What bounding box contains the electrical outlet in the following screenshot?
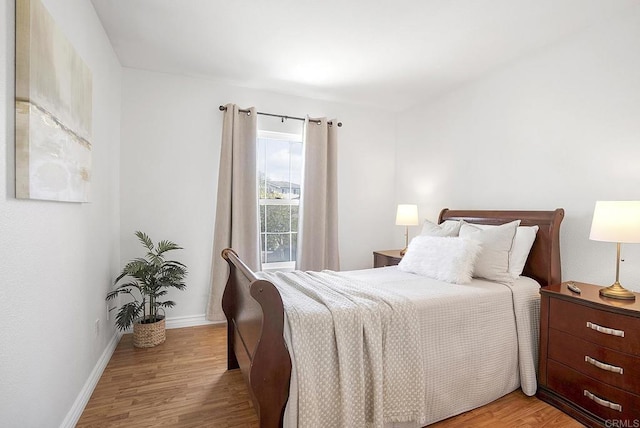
[94,318,100,336]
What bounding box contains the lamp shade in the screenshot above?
[395,204,419,226]
[589,201,640,243]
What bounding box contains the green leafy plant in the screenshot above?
[107,231,187,331]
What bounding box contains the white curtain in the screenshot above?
[206,104,260,321]
[296,117,340,271]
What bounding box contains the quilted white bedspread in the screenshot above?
[263,267,541,428]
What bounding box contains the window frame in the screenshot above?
[257,129,303,272]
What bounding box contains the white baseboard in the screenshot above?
[165,314,222,329]
[59,330,122,428]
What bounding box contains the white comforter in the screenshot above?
[261,267,541,428]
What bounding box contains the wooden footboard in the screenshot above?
[221,249,291,428]
[221,208,564,428]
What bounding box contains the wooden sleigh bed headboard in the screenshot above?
[221,208,565,428]
[439,208,564,287]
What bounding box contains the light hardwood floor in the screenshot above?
[78,324,583,427]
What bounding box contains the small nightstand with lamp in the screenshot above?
[373,204,419,268]
[396,204,419,256]
[537,200,640,425]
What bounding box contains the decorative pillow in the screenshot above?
[420,219,462,237]
[459,220,520,283]
[472,224,539,278]
[398,236,482,284]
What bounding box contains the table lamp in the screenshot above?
[589,201,640,300]
[396,204,419,256]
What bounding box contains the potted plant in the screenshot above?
[107,231,187,348]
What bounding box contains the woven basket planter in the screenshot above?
[133,316,166,348]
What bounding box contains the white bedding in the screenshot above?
[265,267,541,428]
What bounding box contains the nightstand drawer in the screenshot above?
[548,328,640,394]
[547,359,640,421]
[549,298,640,355]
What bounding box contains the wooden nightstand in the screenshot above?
[373,250,402,268]
[538,282,640,427]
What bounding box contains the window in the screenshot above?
[257,130,303,271]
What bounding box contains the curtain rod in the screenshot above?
[218,105,342,127]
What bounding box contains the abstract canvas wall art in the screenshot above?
[15,0,93,202]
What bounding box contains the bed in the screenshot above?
[221,208,564,427]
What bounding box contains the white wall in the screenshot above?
[396,6,640,291]
[0,0,122,426]
[120,69,397,320]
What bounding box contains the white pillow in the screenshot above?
[510,225,538,277]
[459,220,520,284]
[472,224,539,278]
[420,219,461,237]
[398,236,481,284]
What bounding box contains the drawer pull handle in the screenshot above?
[584,389,622,412]
[586,321,624,337]
[585,356,624,374]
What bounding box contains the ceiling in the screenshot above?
[91,0,639,111]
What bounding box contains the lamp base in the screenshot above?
[599,282,637,300]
